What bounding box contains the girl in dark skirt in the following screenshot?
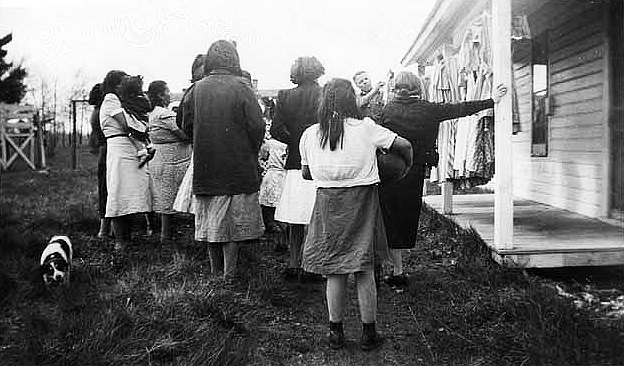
[299,78,412,351]
[378,70,507,288]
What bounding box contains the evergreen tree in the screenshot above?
[0,33,27,104]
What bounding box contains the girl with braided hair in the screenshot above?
[299,78,412,351]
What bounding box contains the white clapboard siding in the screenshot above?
[549,112,603,129]
[551,124,603,139]
[511,2,606,218]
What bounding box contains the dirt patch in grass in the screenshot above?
[1,147,623,365]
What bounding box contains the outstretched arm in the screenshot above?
[434,84,508,122]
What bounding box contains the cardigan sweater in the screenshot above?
[188,70,265,196]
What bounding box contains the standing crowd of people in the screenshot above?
[89,39,507,351]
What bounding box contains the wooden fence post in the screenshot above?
[71,100,77,170]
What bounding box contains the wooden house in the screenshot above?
[401,0,623,267]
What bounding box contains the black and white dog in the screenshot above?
[40,235,73,287]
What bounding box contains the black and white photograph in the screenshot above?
[0,0,623,364]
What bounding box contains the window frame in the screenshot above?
[530,31,550,157]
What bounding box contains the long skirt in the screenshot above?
[302,185,389,275]
[274,169,316,224]
[150,142,191,214]
[194,192,265,243]
[105,137,152,218]
[97,144,107,218]
[378,163,426,249]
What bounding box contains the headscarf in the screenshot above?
[204,40,241,76]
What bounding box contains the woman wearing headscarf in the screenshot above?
[378,70,507,288]
[183,40,265,279]
[270,56,325,282]
[147,80,191,244]
[99,70,153,251]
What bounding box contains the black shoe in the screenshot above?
[329,322,346,350]
[361,323,384,351]
[384,274,409,288]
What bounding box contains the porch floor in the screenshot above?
[423,194,624,268]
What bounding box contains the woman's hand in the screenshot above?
[492,84,508,104]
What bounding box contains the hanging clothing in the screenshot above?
[449,11,496,187]
[429,56,461,182]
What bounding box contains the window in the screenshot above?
[531,32,549,157]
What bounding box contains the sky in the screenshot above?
[0,0,435,98]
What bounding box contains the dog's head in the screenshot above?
[40,236,73,287]
[40,254,70,287]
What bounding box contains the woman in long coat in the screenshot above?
[378,70,507,288]
[184,40,265,279]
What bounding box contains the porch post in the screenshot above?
[492,0,514,250]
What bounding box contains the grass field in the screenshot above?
[1,147,623,365]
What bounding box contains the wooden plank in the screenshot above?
[551,84,603,105]
[0,119,6,170]
[552,97,603,116]
[549,6,602,43]
[528,160,602,179]
[514,61,530,72]
[549,136,603,152]
[528,0,598,37]
[600,4,611,217]
[5,134,35,170]
[550,59,603,85]
[492,0,514,251]
[545,150,602,164]
[530,180,601,205]
[551,33,603,64]
[512,134,532,144]
[441,181,453,214]
[530,172,602,193]
[514,77,532,91]
[551,124,603,139]
[549,16,603,53]
[551,44,604,73]
[527,190,601,218]
[549,112,603,128]
[514,66,531,80]
[505,251,624,268]
[550,72,603,95]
